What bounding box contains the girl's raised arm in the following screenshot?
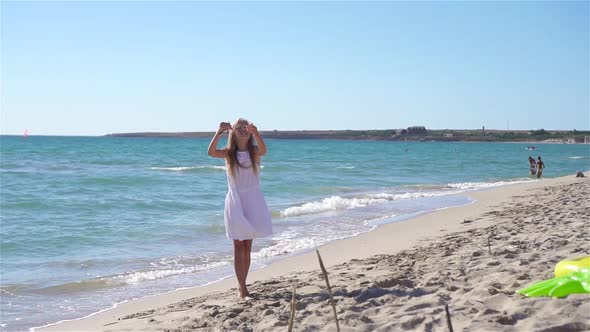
[248,123,266,156]
[207,122,231,159]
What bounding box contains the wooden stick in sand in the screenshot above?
[487,227,496,256]
[445,304,454,332]
[316,250,340,332]
[288,284,296,332]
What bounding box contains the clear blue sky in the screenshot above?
[1,1,588,136]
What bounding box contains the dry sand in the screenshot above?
[39,174,590,331]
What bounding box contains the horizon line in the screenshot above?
[2,127,590,137]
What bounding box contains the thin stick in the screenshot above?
[469,242,487,253]
[288,284,296,332]
[316,250,340,332]
[487,228,497,256]
[445,304,454,332]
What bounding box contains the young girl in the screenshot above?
[207,118,272,299]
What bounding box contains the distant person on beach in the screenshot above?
[207,118,272,300]
[528,156,537,176]
[536,156,545,178]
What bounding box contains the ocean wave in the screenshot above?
[280,191,455,217]
[0,284,30,297]
[118,261,230,285]
[404,184,449,190]
[81,176,156,186]
[24,260,232,295]
[0,200,49,209]
[367,191,454,200]
[150,165,226,172]
[253,235,335,260]
[447,179,532,190]
[31,278,117,295]
[568,156,588,159]
[281,196,383,217]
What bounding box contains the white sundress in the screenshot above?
[224,151,272,240]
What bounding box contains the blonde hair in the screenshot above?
[226,118,258,177]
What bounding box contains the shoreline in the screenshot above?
[33,196,478,331]
[36,173,589,331]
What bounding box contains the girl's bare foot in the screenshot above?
[238,288,250,299]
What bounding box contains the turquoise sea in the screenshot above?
[1,136,588,331]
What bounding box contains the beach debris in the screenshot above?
[288,284,297,332]
[445,304,454,332]
[516,268,590,298]
[316,250,340,332]
[554,256,590,277]
[517,256,590,298]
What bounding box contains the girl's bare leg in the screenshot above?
[233,240,248,298]
[243,240,252,282]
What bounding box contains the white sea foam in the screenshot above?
[568,156,587,159]
[281,196,385,217]
[280,191,459,217]
[253,237,321,260]
[32,260,232,296]
[367,191,457,200]
[119,261,230,285]
[150,165,226,171]
[447,179,532,190]
[252,228,353,261]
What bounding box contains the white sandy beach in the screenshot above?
[38,173,590,332]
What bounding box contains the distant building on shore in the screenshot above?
[406,126,428,135]
[395,126,428,137]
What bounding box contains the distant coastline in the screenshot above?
[105,127,590,143]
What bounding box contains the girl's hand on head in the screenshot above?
[218,122,232,134]
[247,123,259,135]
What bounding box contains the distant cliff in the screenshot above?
[105,128,590,143]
